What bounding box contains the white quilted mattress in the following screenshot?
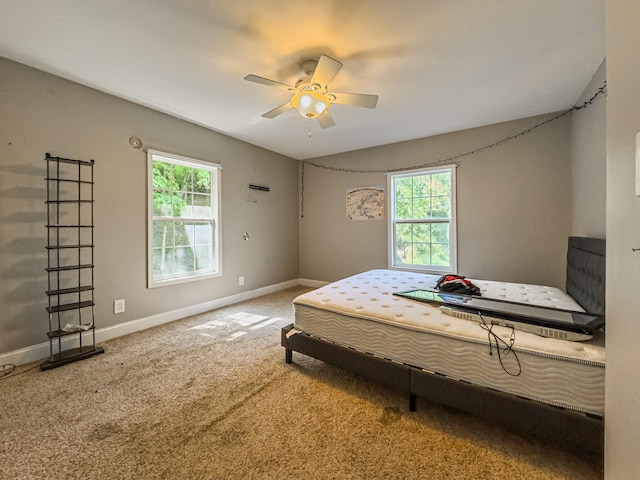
[293,269,605,415]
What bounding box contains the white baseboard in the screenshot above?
[299,278,330,288]
[0,278,302,368]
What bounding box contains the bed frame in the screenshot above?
[282,237,606,457]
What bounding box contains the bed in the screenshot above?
[281,237,605,456]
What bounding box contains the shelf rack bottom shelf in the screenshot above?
[40,346,105,371]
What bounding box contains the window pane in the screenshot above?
[153,193,172,216]
[395,177,413,199]
[396,223,412,243]
[194,170,211,194]
[413,197,430,218]
[412,223,430,244]
[194,245,212,270]
[412,243,431,266]
[173,165,193,191]
[432,243,450,267]
[193,193,210,206]
[175,222,192,247]
[431,196,451,218]
[395,199,412,219]
[413,175,431,197]
[431,172,450,196]
[153,221,174,248]
[153,247,175,276]
[191,195,212,218]
[431,223,449,243]
[179,207,194,219]
[193,222,213,246]
[174,246,195,273]
[152,249,163,276]
[394,223,413,265]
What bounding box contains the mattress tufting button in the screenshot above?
[442,322,450,327]
[370,298,378,301]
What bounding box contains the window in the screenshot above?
[147,150,221,288]
[387,165,457,273]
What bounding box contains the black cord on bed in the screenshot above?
[478,312,522,377]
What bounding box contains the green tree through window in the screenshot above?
[147,150,221,287]
[388,166,457,273]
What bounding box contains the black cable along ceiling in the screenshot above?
[299,82,607,217]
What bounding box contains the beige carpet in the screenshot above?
[0,287,602,479]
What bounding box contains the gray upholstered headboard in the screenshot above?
[566,236,606,315]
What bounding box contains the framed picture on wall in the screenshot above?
[346,185,384,221]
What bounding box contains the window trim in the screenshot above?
[387,165,457,274]
[147,149,222,288]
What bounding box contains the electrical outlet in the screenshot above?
[114,299,125,314]
[239,276,245,286]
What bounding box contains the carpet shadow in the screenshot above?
[284,354,604,479]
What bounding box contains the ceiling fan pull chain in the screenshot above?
[308,120,312,138]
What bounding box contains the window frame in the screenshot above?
[387,165,457,274]
[147,149,222,288]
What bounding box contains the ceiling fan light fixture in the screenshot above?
[291,90,330,118]
[244,54,377,128]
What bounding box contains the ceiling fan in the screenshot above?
[244,55,378,129]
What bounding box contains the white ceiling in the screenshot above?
[0,0,605,160]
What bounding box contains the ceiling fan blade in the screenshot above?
[262,102,293,119]
[310,55,343,88]
[317,111,336,129]
[244,74,294,92]
[331,92,378,109]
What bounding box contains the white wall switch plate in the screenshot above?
[114,299,125,314]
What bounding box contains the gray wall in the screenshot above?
[0,57,299,355]
[605,0,640,476]
[571,60,607,238]
[300,113,573,289]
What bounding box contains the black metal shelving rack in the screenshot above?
[41,153,103,370]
